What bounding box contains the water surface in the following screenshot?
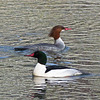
[0,0,100,100]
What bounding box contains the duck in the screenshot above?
[14,25,71,53]
[25,51,84,77]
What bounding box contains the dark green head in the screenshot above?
[25,51,47,65]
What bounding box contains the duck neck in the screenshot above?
[54,37,65,49]
[38,54,47,65]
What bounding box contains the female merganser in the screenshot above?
[14,25,71,53]
[25,51,83,77]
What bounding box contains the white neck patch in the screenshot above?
[55,37,65,49]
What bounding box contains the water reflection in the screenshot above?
[27,87,46,100]
[27,74,94,100]
[32,74,92,85]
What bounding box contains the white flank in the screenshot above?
[33,63,82,77]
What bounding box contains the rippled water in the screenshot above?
[0,0,100,100]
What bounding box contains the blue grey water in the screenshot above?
[0,0,100,100]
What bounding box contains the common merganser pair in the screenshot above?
[15,25,87,77]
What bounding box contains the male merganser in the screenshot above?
[14,25,71,53]
[25,51,83,77]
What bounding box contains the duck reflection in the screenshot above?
[29,76,80,99]
[32,75,88,85]
[27,74,92,100]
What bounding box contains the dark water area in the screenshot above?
[0,0,100,100]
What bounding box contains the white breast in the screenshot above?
[33,63,46,76]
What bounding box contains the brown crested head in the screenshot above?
[49,25,66,40]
